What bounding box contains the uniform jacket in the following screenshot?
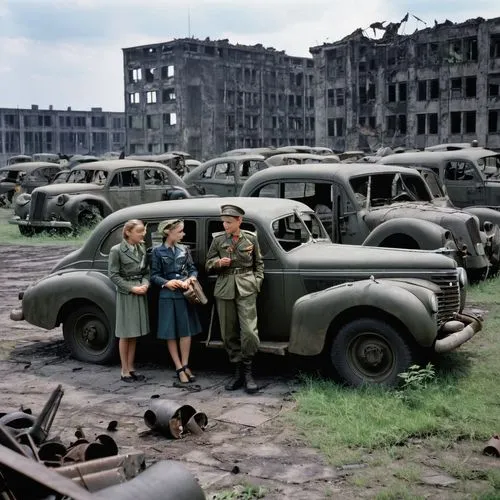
[205,230,264,299]
[150,243,198,299]
[108,240,149,295]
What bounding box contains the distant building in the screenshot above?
[310,16,500,151]
[122,38,315,160]
[0,105,125,165]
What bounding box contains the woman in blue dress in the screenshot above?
[151,219,201,384]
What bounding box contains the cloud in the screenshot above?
[0,0,499,111]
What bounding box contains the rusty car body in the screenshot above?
[239,163,492,278]
[10,197,479,387]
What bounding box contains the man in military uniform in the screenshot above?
[205,204,264,393]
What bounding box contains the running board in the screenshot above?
[204,340,288,356]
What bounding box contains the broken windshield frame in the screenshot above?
[271,210,330,252]
[66,169,108,185]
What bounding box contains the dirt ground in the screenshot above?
[1,242,498,499]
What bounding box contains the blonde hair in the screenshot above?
[123,219,144,240]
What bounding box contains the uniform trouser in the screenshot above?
[216,292,260,363]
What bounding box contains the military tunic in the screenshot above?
[108,240,150,339]
[205,230,264,363]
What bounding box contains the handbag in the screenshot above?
[183,280,208,305]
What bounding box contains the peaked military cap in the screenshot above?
[220,204,245,217]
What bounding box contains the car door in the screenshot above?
[200,161,237,196]
[143,167,172,203]
[444,159,485,207]
[106,168,143,210]
[236,159,266,194]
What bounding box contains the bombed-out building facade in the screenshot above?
[311,16,500,152]
[0,105,125,165]
[123,39,315,160]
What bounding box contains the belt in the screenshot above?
[123,274,143,280]
[222,267,253,275]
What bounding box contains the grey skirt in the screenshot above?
[157,297,201,340]
[115,291,150,339]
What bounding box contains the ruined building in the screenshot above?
[0,105,125,165]
[122,39,315,160]
[311,16,500,151]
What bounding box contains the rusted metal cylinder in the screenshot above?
[186,412,208,435]
[94,460,205,500]
[143,400,196,439]
[63,435,119,463]
[0,411,36,431]
[483,435,500,457]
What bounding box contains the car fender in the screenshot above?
[363,217,452,250]
[62,195,113,221]
[22,271,116,330]
[462,206,500,229]
[288,278,439,356]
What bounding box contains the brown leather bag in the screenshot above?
[183,280,208,305]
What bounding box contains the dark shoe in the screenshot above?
[182,365,196,383]
[225,363,244,391]
[243,361,258,394]
[130,371,145,381]
[121,375,134,383]
[176,367,190,384]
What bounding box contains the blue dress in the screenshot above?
[150,244,202,340]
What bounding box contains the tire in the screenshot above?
[62,304,117,364]
[330,318,414,387]
[18,225,35,237]
[76,202,103,232]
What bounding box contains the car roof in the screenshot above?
[265,153,330,165]
[0,162,60,172]
[73,159,175,172]
[380,148,500,165]
[97,197,313,230]
[241,162,421,186]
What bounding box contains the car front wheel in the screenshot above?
[63,304,117,364]
[330,318,414,387]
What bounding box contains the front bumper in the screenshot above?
[8,215,72,229]
[434,312,482,353]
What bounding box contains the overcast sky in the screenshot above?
[0,0,498,112]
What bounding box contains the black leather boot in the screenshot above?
[243,360,258,394]
[225,363,244,391]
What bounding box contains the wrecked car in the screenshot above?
[9,160,201,235]
[239,163,491,279]
[126,152,190,176]
[265,153,339,166]
[183,154,267,196]
[11,197,480,387]
[0,162,63,206]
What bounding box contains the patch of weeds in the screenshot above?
[395,363,436,409]
[487,469,500,490]
[346,475,370,488]
[210,484,267,500]
[441,459,489,481]
[393,464,421,484]
[375,485,425,500]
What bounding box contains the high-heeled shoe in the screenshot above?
[175,367,190,384]
[182,365,196,383]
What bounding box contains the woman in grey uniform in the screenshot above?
[108,219,150,382]
[151,219,201,384]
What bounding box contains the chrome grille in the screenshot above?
[430,270,460,325]
[29,191,47,221]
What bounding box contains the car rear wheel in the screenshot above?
[63,304,117,364]
[330,318,414,387]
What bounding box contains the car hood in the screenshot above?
[364,202,475,229]
[34,183,103,196]
[287,241,455,271]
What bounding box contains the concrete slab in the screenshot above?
[215,404,278,427]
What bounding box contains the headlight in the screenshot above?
[429,293,438,314]
[457,267,467,288]
[56,194,69,206]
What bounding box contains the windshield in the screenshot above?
[66,169,108,185]
[272,211,330,252]
[476,154,500,178]
[350,173,432,208]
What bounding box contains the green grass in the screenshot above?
[289,278,500,465]
[0,209,90,246]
